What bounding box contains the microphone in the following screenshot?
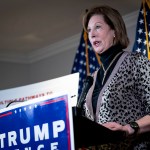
[77,76,93,109]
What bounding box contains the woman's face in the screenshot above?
[87,15,115,54]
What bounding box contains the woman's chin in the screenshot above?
[94,49,104,54]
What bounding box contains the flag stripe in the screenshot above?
[143,0,150,58]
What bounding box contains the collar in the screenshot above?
[99,45,122,70]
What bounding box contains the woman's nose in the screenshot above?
[90,30,96,38]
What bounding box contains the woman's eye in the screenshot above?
[96,25,101,29]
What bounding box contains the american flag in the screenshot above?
[132,0,150,59]
[71,30,100,96]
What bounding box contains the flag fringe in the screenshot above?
[143,0,150,59]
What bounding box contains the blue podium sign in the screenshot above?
[0,94,74,150]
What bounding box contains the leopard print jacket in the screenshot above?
[83,51,150,149]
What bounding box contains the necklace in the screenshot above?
[101,52,122,85]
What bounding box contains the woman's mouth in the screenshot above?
[93,41,101,47]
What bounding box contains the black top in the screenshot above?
[92,45,123,115]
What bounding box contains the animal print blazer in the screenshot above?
[83,51,150,149]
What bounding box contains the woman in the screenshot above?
[81,5,150,149]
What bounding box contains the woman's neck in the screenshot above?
[99,45,122,70]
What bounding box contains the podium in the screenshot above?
[72,107,125,149]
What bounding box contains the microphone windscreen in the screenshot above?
[77,76,93,108]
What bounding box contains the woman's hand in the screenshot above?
[102,115,150,137]
[102,122,134,136]
[102,122,125,131]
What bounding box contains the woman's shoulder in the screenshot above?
[123,50,149,62]
[122,51,150,72]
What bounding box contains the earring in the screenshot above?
[113,35,116,45]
